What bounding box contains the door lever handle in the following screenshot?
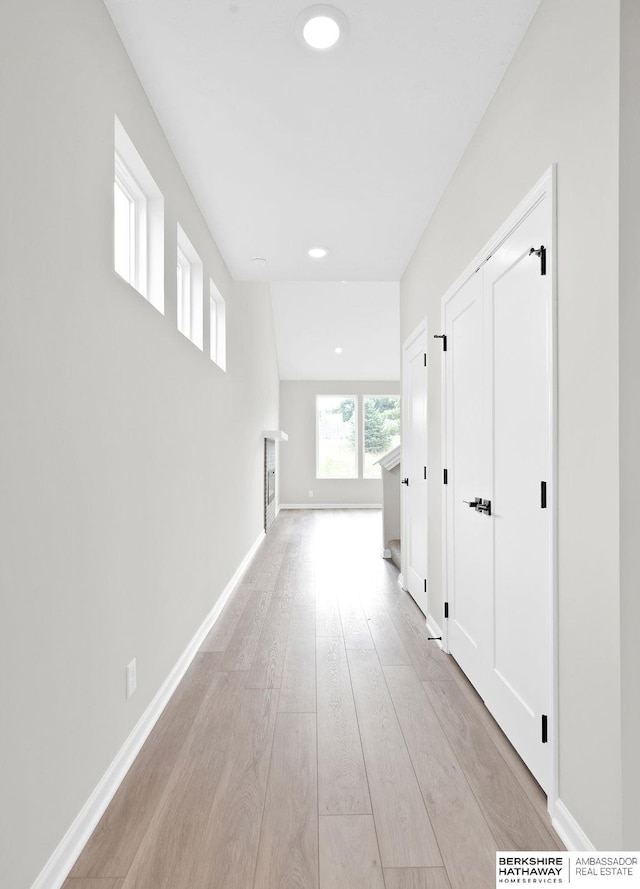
[463,499,480,508]
[402,477,409,486]
[476,499,492,516]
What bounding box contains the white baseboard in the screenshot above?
[551,799,596,852]
[279,503,382,510]
[32,530,265,889]
[381,548,391,558]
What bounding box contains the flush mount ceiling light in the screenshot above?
[308,247,328,259]
[251,256,268,267]
[335,347,343,354]
[296,5,348,51]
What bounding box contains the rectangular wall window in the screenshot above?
[176,224,203,350]
[316,395,358,479]
[363,395,401,478]
[114,116,164,312]
[210,279,226,370]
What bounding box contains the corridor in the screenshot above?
[65,510,562,889]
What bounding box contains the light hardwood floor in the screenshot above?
[66,509,562,889]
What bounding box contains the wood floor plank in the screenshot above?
[63,881,124,889]
[319,815,385,889]
[379,587,454,680]
[279,610,317,712]
[384,666,496,889]
[254,713,318,889]
[189,689,279,889]
[69,653,220,879]
[273,549,315,599]
[217,588,272,671]
[424,680,561,850]
[120,670,246,889]
[339,599,375,649]
[347,649,442,868]
[199,584,253,652]
[243,543,286,590]
[361,597,412,666]
[316,598,343,637]
[384,868,452,889]
[316,637,372,816]
[245,598,292,688]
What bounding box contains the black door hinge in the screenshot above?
[541,481,547,509]
[424,353,427,367]
[443,468,448,485]
[424,466,427,480]
[541,714,548,744]
[444,602,449,619]
[529,245,547,276]
[434,334,447,351]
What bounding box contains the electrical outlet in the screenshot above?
[126,658,137,699]
[309,490,314,497]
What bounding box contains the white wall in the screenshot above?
[279,381,400,506]
[401,0,624,848]
[619,0,640,851]
[0,2,279,887]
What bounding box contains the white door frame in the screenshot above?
[440,166,558,814]
[401,317,428,609]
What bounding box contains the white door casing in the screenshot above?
[402,321,429,616]
[442,169,556,796]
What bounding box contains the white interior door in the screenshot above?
[444,189,553,792]
[402,324,428,616]
[444,272,493,699]
[482,198,552,789]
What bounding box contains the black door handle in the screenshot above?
[463,499,480,508]
[402,478,409,486]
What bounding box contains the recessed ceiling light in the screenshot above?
[308,247,328,259]
[296,6,348,52]
[304,16,339,49]
[335,347,343,354]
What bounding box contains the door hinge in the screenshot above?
[424,466,427,480]
[444,602,449,619]
[541,481,547,509]
[424,352,427,367]
[529,245,547,276]
[434,334,447,351]
[424,578,427,593]
[541,714,548,744]
[443,468,448,485]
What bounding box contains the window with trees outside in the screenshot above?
[363,395,401,478]
[316,395,358,478]
[316,395,400,479]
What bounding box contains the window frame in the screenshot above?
[315,394,359,480]
[209,279,226,370]
[176,224,203,350]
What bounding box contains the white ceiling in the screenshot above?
[103,0,540,282]
[103,0,540,379]
[271,282,400,379]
